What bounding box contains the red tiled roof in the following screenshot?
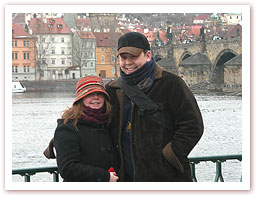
[12,24,32,37]
[157,30,168,44]
[28,17,72,34]
[66,65,80,70]
[144,31,155,42]
[189,25,203,37]
[12,13,25,24]
[194,15,211,21]
[78,31,96,39]
[93,32,121,47]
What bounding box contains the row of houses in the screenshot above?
[12,13,242,82]
[12,14,123,81]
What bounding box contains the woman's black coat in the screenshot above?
[54,119,119,182]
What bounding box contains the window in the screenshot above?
[52,59,55,64]
[101,55,105,63]
[62,50,65,55]
[15,41,17,47]
[23,53,29,60]
[27,41,29,47]
[51,37,55,42]
[42,37,45,42]
[24,66,26,72]
[12,41,13,47]
[91,53,94,58]
[62,59,65,64]
[57,24,63,29]
[27,66,30,72]
[12,66,14,72]
[23,41,26,47]
[101,48,104,52]
[90,62,93,67]
[61,37,64,42]
[15,66,18,72]
[52,49,55,54]
[83,61,87,67]
[15,53,18,59]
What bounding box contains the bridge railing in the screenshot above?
[189,154,242,182]
[12,154,242,182]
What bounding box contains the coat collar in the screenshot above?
[108,64,163,88]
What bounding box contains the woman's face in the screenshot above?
[82,92,105,109]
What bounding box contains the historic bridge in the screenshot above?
[173,38,242,68]
[152,37,242,92]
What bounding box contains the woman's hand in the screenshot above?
[109,172,119,182]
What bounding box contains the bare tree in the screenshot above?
[72,31,95,78]
[35,34,54,80]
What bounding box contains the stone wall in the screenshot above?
[21,80,77,92]
[20,78,113,92]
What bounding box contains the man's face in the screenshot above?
[119,51,151,75]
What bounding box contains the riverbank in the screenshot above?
[20,79,113,93]
[19,79,242,96]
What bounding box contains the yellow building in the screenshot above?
[94,32,121,78]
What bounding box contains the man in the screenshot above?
[106,32,204,182]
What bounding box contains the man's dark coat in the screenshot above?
[106,66,204,182]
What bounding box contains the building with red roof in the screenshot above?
[12,24,36,81]
[28,17,73,80]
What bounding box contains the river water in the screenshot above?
[11,92,242,182]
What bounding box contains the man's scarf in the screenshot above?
[120,57,156,92]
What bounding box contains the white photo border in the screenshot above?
[5,4,250,191]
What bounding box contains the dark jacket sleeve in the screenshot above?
[54,122,110,182]
[162,75,204,173]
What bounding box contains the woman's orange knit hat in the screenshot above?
[73,76,110,105]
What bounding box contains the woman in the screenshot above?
[53,76,119,182]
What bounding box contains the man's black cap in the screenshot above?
[117,32,150,56]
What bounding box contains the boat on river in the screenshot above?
[12,82,26,93]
